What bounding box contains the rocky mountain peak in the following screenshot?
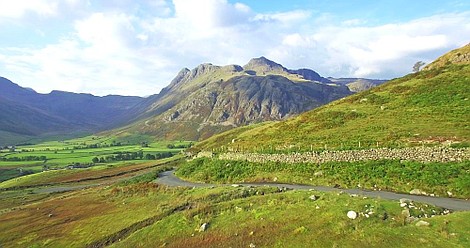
[189,63,221,79]
[243,56,287,74]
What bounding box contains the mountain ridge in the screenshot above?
[194,44,470,151]
[116,57,354,140]
[1,57,387,145]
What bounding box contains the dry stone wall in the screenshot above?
[218,147,470,164]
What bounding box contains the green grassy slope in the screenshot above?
[1,180,469,247]
[196,45,470,151]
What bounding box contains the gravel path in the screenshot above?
[156,170,470,211]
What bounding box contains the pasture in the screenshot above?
[0,135,192,182]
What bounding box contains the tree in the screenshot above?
[413,61,426,72]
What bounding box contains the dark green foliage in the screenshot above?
[93,151,175,163]
[0,155,46,162]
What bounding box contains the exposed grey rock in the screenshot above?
[402,209,411,217]
[309,195,318,201]
[410,189,427,195]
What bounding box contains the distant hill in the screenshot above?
[0,77,145,145]
[328,78,388,92]
[195,44,470,151]
[1,57,387,145]
[116,57,352,140]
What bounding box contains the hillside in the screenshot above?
[118,57,352,140]
[0,77,145,145]
[196,44,470,151]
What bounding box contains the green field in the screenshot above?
[0,135,192,182]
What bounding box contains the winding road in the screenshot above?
[157,170,470,211]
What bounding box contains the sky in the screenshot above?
[0,0,469,96]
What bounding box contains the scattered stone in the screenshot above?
[231,184,241,188]
[410,189,427,195]
[314,171,323,176]
[315,205,320,209]
[273,177,278,182]
[249,231,254,236]
[400,198,412,204]
[48,213,53,217]
[249,243,256,248]
[415,220,430,227]
[199,223,208,232]
[400,203,407,207]
[347,211,357,220]
[349,194,359,197]
[402,209,411,217]
[309,195,318,201]
[447,191,453,197]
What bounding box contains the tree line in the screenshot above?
[0,155,47,162]
[91,151,175,163]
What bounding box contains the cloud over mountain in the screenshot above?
[0,0,469,96]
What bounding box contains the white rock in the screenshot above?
[309,195,318,201]
[199,223,208,232]
[410,189,427,195]
[347,211,358,220]
[415,220,430,227]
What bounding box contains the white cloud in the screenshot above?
[0,1,469,96]
[270,12,470,79]
[0,0,58,18]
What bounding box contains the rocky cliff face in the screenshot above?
[424,43,470,70]
[129,57,352,140]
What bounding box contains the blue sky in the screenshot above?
[0,0,469,96]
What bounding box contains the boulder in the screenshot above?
[401,209,411,217]
[410,189,427,195]
[199,223,208,232]
[347,211,358,219]
[309,195,318,201]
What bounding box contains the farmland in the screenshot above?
[0,135,192,182]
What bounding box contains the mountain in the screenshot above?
[116,57,352,140]
[195,44,470,151]
[327,78,388,92]
[0,77,145,145]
